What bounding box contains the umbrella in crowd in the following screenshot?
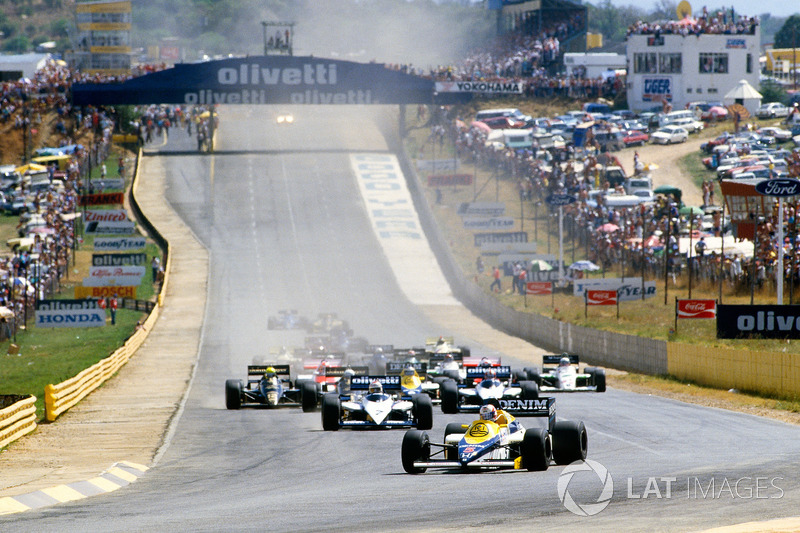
[679,206,705,217]
[597,223,620,233]
[529,259,554,272]
[568,260,601,271]
[0,306,13,318]
[470,121,492,134]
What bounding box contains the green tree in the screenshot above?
[3,34,31,53]
[759,79,787,104]
[774,15,800,50]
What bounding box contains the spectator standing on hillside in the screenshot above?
[109,294,118,325]
[151,256,160,282]
[490,266,501,293]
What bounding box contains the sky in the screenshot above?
[603,1,798,18]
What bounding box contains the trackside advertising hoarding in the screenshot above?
[93,237,146,251]
[677,299,717,319]
[573,278,657,301]
[717,305,800,339]
[36,299,105,328]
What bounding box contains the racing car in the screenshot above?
[267,309,309,330]
[401,397,588,473]
[321,375,434,431]
[225,364,317,411]
[385,361,442,403]
[526,354,606,393]
[440,366,539,414]
[308,312,349,334]
[425,336,471,357]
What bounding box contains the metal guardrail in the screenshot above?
[0,395,37,449]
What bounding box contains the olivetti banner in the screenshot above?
[717,305,800,339]
[72,56,469,106]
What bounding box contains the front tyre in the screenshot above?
[402,430,430,474]
[225,379,242,410]
[520,381,539,400]
[440,379,459,414]
[552,420,588,465]
[321,394,341,431]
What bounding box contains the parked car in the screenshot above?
[756,102,790,119]
[623,129,649,147]
[670,117,704,134]
[479,116,528,130]
[756,127,793,142]
[650,126,689,144]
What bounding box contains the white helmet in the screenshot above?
[368,380,383,395]
[479,404,497,421]
[559,356,571,367]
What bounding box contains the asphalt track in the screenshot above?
[2,106,800,531]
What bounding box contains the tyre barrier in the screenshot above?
[0,395,36,449]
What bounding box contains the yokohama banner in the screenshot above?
[677,299,717,319]
[717,305,800,339]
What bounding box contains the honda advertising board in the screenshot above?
[36,299,105,328]
[573,278,657,301]
[717,305,800,339]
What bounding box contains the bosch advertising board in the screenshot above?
[72,56,469,106]
[717,305,800,339]
[642,78,672,102]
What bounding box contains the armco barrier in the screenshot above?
[393,126,669,375]
[668,343,800,398]
[0,395,36,449]
[44,147,169,422]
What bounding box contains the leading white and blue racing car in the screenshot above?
[440,366,539,414]
[321,375,433,431]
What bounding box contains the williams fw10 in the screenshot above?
[401,397,588,473]
[267,309,309,330]
[225,364,318,411]
[526,355,606,393]
[385,361,442,403]
[440,366,540,414]
[321,375,434,431]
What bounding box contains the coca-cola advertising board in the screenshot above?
[525,282,552,295]
[586,290,617,305]
[677,299,717,319]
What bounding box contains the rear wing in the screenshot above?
[463,356,501,368]
[350,375,401,391]
[386,361,428,375]
[425,336,454,346]
[543,354,580,366]
[465,366,511,381]
[428,352,464,365]
[392,347,426,359]
[365,344,394,354]
[302,354,345,369]
[278,309,299,315]
[323,366,369,378]
[248,364,291,376]
[495,396,556,430]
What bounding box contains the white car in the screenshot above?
[671,117,704,133]
[756,102,789,119]
[757,127,793,142]
[651,126,689,144]
[525,355,606,393]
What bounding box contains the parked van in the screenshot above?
[626,176,653,195]
[583,102,611,115]
[663,110,695,126]
[488,128,533,149]
[592,128,625,152]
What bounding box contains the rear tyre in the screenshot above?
[441,379,459,414]
[412,394,434,430]
[401,430,430,474]
[522,427,551,471]
[301,380,318,412]
[552,420,588,465]
[512,370,527,384]
[459,347,471,358]
[520,381,539,400]
[524,367,541,385]
[225,379,242,410]
[594,368,606,393]
[321,394,341,431]
[443,369,461,383]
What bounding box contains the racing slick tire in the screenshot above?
[443,369,461,383]
[444,422,466,460]
[458,347,471,358]
[552,420,588,465]
[412,394,434,430]
[440,379,459,414]
[321,394,341,431]
[225,379,243,410]
[524,367,541,385]
[512,369,527,384]
[301,380,318,412]
[520,381,539,400]
[522,427,552,471]
[593,368,607,393]
[432,376,448,386]
[402,430,430,474]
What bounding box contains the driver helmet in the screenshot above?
[343,368,356,382]
[443,353,454,363]
[402,366,416,377]
[484,368,497,381]
[479,357,492,367]
[374,347,384,355]
[264,366,276,379]
[368,380,383,395]
[479,404,498,421]
[559,356,571,367]
[436,336,446,346]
